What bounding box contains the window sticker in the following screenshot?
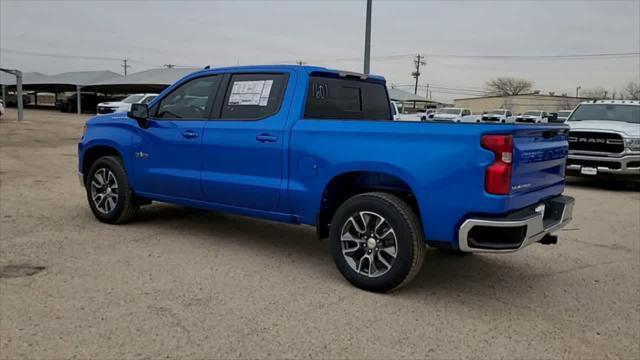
[228,80,273,106]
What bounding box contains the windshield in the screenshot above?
[439,109,461,115]
[557,111,572,118]
[489,110,506,115]
[568,104,640,123]
[121,95,145,104]
[523,111,541,116]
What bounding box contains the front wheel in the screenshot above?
[329,192,426,292]
[86,156,139,224]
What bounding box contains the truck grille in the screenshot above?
[97,106,116,114]
[568,131,624,153]
[482,116,500,122]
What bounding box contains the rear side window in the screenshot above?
[156,75,221,119]
[220,73,287,120]
[304,76,391,120]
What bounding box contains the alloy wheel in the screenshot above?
[340,211,398,277]
[90,168,119,214]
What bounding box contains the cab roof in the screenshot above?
[192,64,387,83]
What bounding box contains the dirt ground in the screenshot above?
[1,109,638,359]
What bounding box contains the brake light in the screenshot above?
[481,135,513,195]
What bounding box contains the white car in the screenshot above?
[0,99,5,117]
[430,108,473,123]
[479,109,514,123]
[516,110,548,123]
[97,93,158,115]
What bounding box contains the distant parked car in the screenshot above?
[480,109,514,123]
[566,100,639,182]
[0,99,5,117]
[430,108,472,122]
[56,93,109,113]
[390,101,400,120]
[556,110,573,123]
[5,94,31,107]
[516,110,548,123]
[97,93,158,115]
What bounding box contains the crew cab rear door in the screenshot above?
[200,72,292,211]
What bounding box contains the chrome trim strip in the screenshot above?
[78,172,84,188]
[458,196,575,253]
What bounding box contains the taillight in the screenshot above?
[481,134,513,195]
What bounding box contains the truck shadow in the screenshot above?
[131,203,554,300]
[566,176,639,192]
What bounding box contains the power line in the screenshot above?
[0,48,196,68]
[1,48,122,61]
[274,51,640,64]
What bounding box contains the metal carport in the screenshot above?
[84,67,199,94]
[1,71,121,114]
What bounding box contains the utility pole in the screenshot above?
[121,59,131,76]
[412,54,426,95]
[363,0,372,74]
[0,68,23,122]
[576,86,581,97]
[426,84,429,100]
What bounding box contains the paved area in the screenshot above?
[1,109,638,359]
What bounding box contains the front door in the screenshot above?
[201,72,291,211]
[131,75,223,200]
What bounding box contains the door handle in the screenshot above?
[182,130,199,139]
[256,133,279,143]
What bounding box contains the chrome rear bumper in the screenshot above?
[458,195,575,253]
[567,153,640,175]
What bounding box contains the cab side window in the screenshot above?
[156,76,222,119]
[220,73,287,120]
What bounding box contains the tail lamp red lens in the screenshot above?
[481,135,513,195]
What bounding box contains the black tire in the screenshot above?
[85,156,138,224]
[329,192,426,292]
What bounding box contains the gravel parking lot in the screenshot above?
[1,109,639,359]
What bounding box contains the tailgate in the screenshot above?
[510,126,569,194]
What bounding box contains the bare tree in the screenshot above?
[580,87,609,99]
[486,77,534,96]
[624,81,640,99]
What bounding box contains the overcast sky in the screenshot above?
[1,0,639,102]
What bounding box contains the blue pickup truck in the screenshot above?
[78,65,575,292]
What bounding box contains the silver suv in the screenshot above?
[566,100,640,180]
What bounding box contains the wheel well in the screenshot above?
[82,146,122,183]
[316,171,421,239]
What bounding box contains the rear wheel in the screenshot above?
[86,156,138,224]
[329,192,425,292]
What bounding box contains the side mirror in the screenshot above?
[547,113,559,122]
[129,103,149,128]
